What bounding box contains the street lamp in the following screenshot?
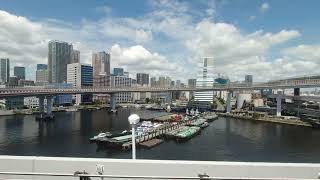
[128,114,140,159]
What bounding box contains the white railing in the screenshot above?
[0,156,319,180]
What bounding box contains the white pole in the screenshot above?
[131,125,136,159]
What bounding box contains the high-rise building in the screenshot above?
[113,68,124,76]
[176,80,181,88]
[48,40,73,83]
[36,69,49,83]
[14,66,25,80]
[92,51,110,77]
[71,50,80,64]
[188,79,197,100]
[245,75,253,85]
[37,64,47,70]
[136,73,149,86]
[111,75,135,103]
[170,81,175,87]
[67,63,93,105]
[0,58,10,84]
[194,57,215,102]
[8,76,19,87]
[150,77,157,87]
[92,52,111,102]
[188,79,197,88]
[67,63,93,88]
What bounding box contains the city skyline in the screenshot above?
[0,0,320,82]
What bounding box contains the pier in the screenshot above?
[218,112,312,127]
[93,114,216,150]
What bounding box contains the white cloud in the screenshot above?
[282,44,320,62]
[110,44,187,78]
[260,3,270,13]
[0,0,318,83]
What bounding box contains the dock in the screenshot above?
[139,139,163,149]
[93,116,211,151]
[218,113,312,127]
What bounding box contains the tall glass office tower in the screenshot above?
[0,58,10,84]
[14,66,25,80]
[48,40,73,83]
[194,57,215,102]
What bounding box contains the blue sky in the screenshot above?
[0,0,320,82]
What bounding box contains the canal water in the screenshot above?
[0,108,320,163]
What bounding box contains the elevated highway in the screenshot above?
[1,77,320,98]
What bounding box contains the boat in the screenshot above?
[188,118,207,127]
[66,108,78,112]
[204,112,218,122]
[90,132,112,141]
[175,126,201,141]
[200,122,209,129]
[307,118,320,128]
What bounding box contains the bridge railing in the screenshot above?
[0,156,319,180]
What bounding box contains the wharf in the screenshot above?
[139,139,163,149]
[218,113,312,127]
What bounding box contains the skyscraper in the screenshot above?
[194,57,215,102]
[92,51,111,102]
[14,66,25,80]
[176,80,181,88]
[150,77,157,87]
[36,69,48,83]
[188,79,197,88]
[113,68,124,76]
[111,75,135,103]
[48,40,73,83]
[67,63,93,104]
[36,64,48,83]
[92,51,110,77]
[245,75,253,85]
[0,58,10,84]
[136,73,149,86]
[71,50,80,64]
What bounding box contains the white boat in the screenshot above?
[90,132,112,141]
[66,108,78,112]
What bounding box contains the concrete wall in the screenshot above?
[0,156,319,180]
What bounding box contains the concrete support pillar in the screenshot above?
[294,88,300,96]
[226,91,232,113]
[276,91,282,117]
[46,96,53,116]
[110,93,116,111]
[38,96,45,114]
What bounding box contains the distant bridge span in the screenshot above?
[0,76,320,98]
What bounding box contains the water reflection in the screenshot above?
[0,109,320,162]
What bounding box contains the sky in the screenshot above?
[1,0,320,83]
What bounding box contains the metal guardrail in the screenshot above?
[0,171,318,180]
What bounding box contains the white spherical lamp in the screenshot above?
[128,114,140,125]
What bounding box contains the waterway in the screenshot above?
[0,108,320,163]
